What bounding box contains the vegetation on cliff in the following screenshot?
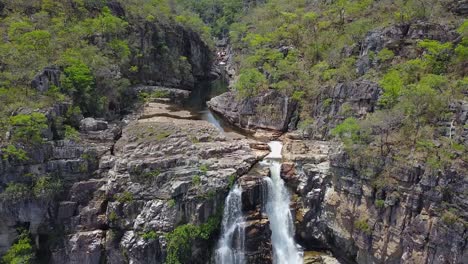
[0,0,216,145]
[229,0,467,226]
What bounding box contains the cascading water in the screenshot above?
[262,141,303,264]
[215,185,246,264]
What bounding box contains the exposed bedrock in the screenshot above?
[281,138,467,264]
[207,89,297,132]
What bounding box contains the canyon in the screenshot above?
[0,1,467,264]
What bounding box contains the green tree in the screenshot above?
[10,113,48,144]
[234,68,267,98]
[2,230,34,264]
[379,70,404,108]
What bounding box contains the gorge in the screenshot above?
[0,1,467,264]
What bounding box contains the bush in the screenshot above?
[192,175,201,186]
[108,211,118,222]
[234,68,267,98]
[375,199,385,208]
[1,145,28,161]
[115,191,134,203]
[141,230,158,241]
[199,164,208,174]
[33,177,62,199]
[168,199,176,208]
[2,230,34,264]
[10,113,48,144]
[0,183,30,202]
[64,125,79,141]
[354,218,372,235]
[228,174,236,188]
[441,210,460,225]
[331,117,362,144]
[166,214,221,264]
[377,48,395,62]
[379,70,403,108]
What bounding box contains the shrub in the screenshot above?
[0,183,30,202]
[115,191,134,203]
[234,68,267,98]
[228,174,236,189]
[1,145,28,161]
[64,125,79,141]
[165,214,221,264]
[418,40,453,74]
[379,70,403,108]
[354,218,372,235]
[10,113,48,144]
[168,199,176,208]
[375,199,385,208]
[141,230,158,241]
[108,211,118,222]
[441,210,460,225]
[192,175,201,186]
[199,164,208,174]
[2,230,34,264]
[331,117,362,144]
[377,48,395,62]
[33,177,62,199]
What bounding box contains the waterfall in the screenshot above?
[262,141,303,264]
[215,185,246,264]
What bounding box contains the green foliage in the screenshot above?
[0,183,30,202]
[141,230,158,241]
[234,68,267,98]
[375,199,385,208]
[138,169,161,182]
[168,199,176,208]
[10,113,48,144]
[64,125,80,141]
[108,211,118,222]
[114,191,134,203]
[32,177,62,199]
[156,132,171,141]
[2,230,34,264]
[199,164,208,174]
[418,40,453,74]
[354,218,371,235]
[1,145,28,161]
[62,60,96,115]
[441,210,462,226]
[332,118,362,144]
[176,0,243,36]
[228,174,237,189]
[377,48,395,62]
[166,213,221,264]
[379,70,403,108]
[192,175,201,186]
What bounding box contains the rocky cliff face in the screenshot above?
[209,17,467,264]
[283,138,467,264]
[0,96,271,263]
[126,22,213,89]
[208,90,297,132]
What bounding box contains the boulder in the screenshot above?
[448,0,468,15]
[80,118,108,132]
[208,90,297,132]
[31,67,61,93]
